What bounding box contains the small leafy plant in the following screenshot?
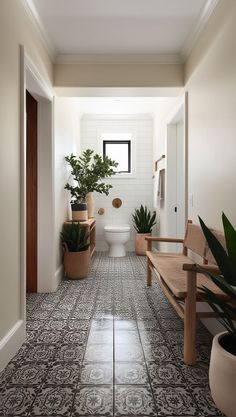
[132,205,156,234]
[61,222,90,252]
[65,149,118,202]
[199,213,236,345]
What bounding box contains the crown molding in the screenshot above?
[54,87,182,98]
[181,0,220,60]
[80,113,153,121]
[20,0,220,66]
[55,53,182,65]
[20,0,57,62]
[25,52,54,99]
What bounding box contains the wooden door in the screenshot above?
[26,91,38,292]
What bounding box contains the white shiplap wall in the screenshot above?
[80,115,154,251]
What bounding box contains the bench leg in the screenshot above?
[184,270,196,365]
[147,257,152,286]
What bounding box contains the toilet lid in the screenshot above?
[104,225,130,232]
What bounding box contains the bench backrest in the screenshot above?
[183,222,206,258]
[183,220,226,264]
[205,228,226,265]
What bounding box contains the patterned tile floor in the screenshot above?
[0,252,223,417]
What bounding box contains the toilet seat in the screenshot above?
[104,225,130,233]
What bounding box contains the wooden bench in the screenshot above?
[146,221,227,365]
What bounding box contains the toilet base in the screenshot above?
[108,244,126,257]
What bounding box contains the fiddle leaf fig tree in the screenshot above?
[65,149,118,202]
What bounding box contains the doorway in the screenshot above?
[24,52,55,294]
[26,91,38,292]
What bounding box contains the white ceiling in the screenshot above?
[64,96,178,117]
[26,0,218,62]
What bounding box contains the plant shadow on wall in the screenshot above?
[199,213,236,417]
[132,205,156,255]
[65,149,118,220]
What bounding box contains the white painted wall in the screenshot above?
[55,63,183,88]
[184,0,236,334]
[185,0,236,229]
[80,115,154,251]
[54,98,80,280]
[0,0,53,370]
[153,1,236,336]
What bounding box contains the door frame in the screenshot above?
[165,93,188,248]
[20,46,55,324]
[26,90,38,292]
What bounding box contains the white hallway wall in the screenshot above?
[184,0,236,335]
[154,1,236,335]
[0,0,53,370]
[153,2,236,238]
[185,0,236,229]
[54,98,80,276]
[80,116,154,251]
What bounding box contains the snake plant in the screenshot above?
[132,205,156,234]
[199,213,236,343]
[61,222,90,252]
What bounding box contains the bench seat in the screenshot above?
[146,220,228,365]
[147,251,227,299]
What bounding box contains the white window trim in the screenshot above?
[97,127,137,179]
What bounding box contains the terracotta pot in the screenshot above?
[71,202,88,221]
[64,249,90,279]
[135,233,151,255]
[86,192,95,218]
[209,332,236,417]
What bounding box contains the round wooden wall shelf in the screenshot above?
[112,198,122,208]
[98,208,105,215]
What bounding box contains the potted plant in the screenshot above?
[132,205,156,255]
[61,222,90,279]
[65,149,118,219]
[199,213,236,417]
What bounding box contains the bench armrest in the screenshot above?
[183,263,220,274]
[145,236,184,243]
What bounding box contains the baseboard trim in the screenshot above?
[0,320,25,371]
[53,264,63,291]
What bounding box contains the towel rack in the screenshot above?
[154,154,165,172]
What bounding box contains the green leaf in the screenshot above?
[199,214,236,336]
[61,222,90,252]
[222,212,236,269]
[200,286,236,333]
[132,205,156,233]
[199,216,236,285]
[205,271,236,300]
[64,149,118,201]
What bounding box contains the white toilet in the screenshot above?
[104,225,131,257]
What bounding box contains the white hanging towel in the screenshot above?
[158,169,165,207]
[154,169,165,208]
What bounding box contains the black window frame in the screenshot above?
[103,140,131,174]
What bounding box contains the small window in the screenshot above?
[103,140,131,173]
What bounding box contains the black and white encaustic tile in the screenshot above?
[0,253,224,416]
